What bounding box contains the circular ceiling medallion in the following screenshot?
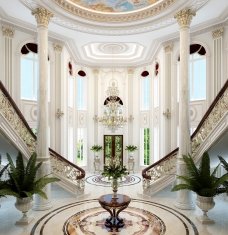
[99,43,128,54]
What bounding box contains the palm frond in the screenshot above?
[218,156,228,171]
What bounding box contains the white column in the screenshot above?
[212,27,224,99]
[32,7,53,210]
[161,43,173,156]
[174,8,195,210]
[1,25,14,95]
[93,69,99,144]
[52,43,63,152]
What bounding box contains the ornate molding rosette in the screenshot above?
[212,27,224,39]
[2,25,15,38]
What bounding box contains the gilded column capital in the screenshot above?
[93,68,99,76]
[174,9,195,29]
[32,7,53,27]
[164,43,173,53]
[53,43,63,52]
[2,25,14,38]
[212,27,224,39]
[128,68,134,75]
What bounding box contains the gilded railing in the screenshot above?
[143,79,228,189]
[0,81,85,190]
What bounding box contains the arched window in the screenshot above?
[178,44,206,101]
[140,70,151,166]
[189,44,206,101]
[20,43,50,101]
[21,43,38,100]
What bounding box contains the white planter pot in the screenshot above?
[196,195,215,224]
[15,197,34,225]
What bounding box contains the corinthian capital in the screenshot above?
[53,43,63,52]
[174,9,195,29]
[2,25,14,38]
[32,8,53,27]
[212,27,224,39]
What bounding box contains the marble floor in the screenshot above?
[0,173,227,235]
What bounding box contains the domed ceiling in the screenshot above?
[67,0,159,13]
[1,0,225,67]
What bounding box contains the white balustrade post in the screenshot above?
[174,8,195,210]
[32,7,53,210]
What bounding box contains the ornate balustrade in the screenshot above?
[0,81,85,192]
[143,79,228,191]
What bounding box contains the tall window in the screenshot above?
[140,71,151,165]
[77,128,87,166]
[77,75,87,110]
[140,72,150,110]
[141,128,150,165]
[21,50,38,100]
[189,52,206,101]
[21,43,50,101]
[177,44,206,101]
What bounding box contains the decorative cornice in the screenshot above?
[174,8,196,29]
[212,27,224,39]
[32,7,54,27]
[53,43,63,52]
[2,25,14,38]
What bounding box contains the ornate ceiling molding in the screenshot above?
[20,0,209,35]
[51,0,176,23]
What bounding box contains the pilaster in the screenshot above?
[212,27,224,98]
[2,25,14,95]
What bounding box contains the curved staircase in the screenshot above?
[142,79,228,196]
[0,81,85,195]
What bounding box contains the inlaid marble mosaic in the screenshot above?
[64,206,166,235]
[30,198,199,235]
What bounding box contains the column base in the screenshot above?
[174,201,195,210]
[33,201,52,211]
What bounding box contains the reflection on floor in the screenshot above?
[86,174,141,187]
[0,173,227,235]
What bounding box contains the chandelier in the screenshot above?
[97,82,127,132]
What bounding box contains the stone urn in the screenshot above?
[111,178,118,198]
[196,195,215,224]
[15,197,34,225]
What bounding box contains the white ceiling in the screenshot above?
[0,0,228,67]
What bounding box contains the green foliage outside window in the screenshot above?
[144,128,150,165]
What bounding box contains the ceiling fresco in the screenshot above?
[70,0,159,13]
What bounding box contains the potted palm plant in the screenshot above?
[3,152,60,224]
[102,160,128,198]
[218,156,228,194]
[172,152,228,224]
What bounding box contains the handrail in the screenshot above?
[191,79,228,139]
[0,81,85,183]
[142,148,178,180]
[142,78,228,181]
[0,81,36,139]
[49,148,85,180]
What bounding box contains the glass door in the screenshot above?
[104,135,123,166]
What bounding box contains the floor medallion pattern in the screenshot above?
[64,206,166,235]
[30,198,199,235]
[86,175,141,187]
